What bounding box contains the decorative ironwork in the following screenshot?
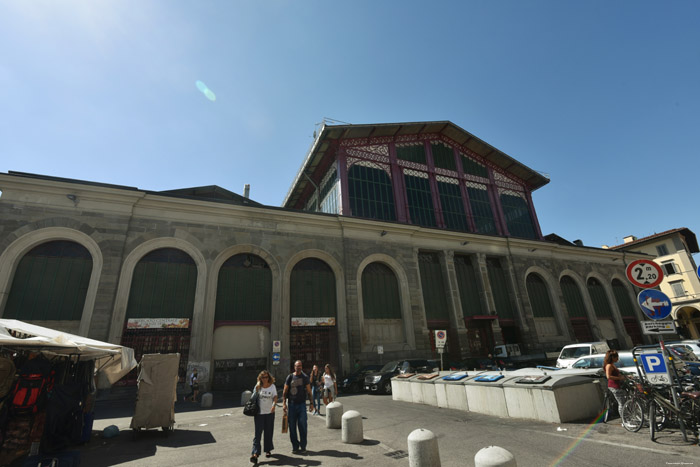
[340,136,394,148]
[397,159,427,171]
[347,158,392,176]
[436,175,459,184]
[403,168,429,179]
[346,144,390,163]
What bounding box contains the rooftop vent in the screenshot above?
[623,235,637,244]
[573,239,583,247]
[243,184,250,199]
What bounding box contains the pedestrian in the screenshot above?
[353,359,361,371]
[604,349,627,414]
[309,364,323,415]
[282,360,315,454]
[185,368,199,402]
[250,370,277,464]
[322,364,338,406]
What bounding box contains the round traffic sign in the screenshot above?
[626,259,663,288]
[637,289,672,320]
[436,331,446,340]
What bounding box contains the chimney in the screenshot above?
[573,239,583,247]
[243,184,250,199]
[623,235,637,244]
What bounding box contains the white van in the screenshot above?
[556,341,610,368]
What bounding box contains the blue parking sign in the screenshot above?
[640,353,671,385]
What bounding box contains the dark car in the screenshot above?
[364,359,433,395]
[340,365,383,393]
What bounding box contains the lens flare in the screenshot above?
[195,80,216,101]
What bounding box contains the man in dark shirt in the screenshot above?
[282,360,315,454]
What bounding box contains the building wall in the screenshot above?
[0,174,649,386]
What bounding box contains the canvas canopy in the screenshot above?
[0,319,137,384]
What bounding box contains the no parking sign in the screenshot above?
[435,330,447,349]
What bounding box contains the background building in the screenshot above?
[0,121,650,389]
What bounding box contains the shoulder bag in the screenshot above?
[243,389,259,416]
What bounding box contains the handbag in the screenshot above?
[281,413,288,433]
[243,390,259,417]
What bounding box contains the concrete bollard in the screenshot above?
[474,446,516,467]
[326,401,344,429]
[200,392,213,408]
[408,428,441,467]
[241,390,252,406]
[341,410,363,444]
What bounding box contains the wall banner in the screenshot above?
[291,317,336,327]
[127,318,190,329]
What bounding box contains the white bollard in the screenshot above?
[241,390,252,406]
[326,401,344,429]
[200,392,213,408]
[474,446,516,467]
[341,410,363,444]
[408,428,441,467]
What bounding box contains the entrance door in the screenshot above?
[465,320,494,356]
[290,327,337,373]
[119,327,191,385]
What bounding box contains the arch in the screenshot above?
[523,266,565,339]
[0,227,103,336]
[586,272,628,345]
[356,253,415,351]
[283,250,348,370]
[108,237,207,345]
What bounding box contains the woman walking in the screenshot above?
[604,349,627,417]
[250,370,277,464]
[309,364,323,415]
[322,364,338,407]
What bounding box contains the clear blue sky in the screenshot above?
[1,1,698,250]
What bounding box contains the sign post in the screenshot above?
[435,330,447,371]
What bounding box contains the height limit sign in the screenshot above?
[626,259,664,289]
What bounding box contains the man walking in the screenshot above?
[282,360,315,454]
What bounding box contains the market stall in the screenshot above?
[0,319,137,465]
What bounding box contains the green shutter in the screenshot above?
[612,280,636,318]
[418,253,449,321]
[362,263,401,319]
[560,276,587,318]
[526,274,554,318]
[587,278,612,319]
[290,258,337,318]
[215,254,272,321]
[454,255,485,318]
[486,258,514,320]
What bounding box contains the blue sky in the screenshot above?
[1,1,698,250]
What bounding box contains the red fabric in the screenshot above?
[607,364,620,389]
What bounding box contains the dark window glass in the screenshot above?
[467,186,497,235]
[418,253,449,321]
[454,255,485,317]
[4,241,92,321]
[461,154,488,178]
[215,254,272,321]
[500,193,537,239]
[587,278,612,319]
[348,164,396,221]
[405,174,436,227]
[431,142,456,171]
[396,144,426,164]
[486,258,514,319]
[290,258,336,318]
[126,248,196,319]
[560,276,587,318]
[526,274,554,318]
[361,263,401,319]
[612,279,636,318]
[438,181,468,231]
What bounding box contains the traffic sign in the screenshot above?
[272,352,280,365]
[641,320,676,335]
[626,259,663,288]
[637,289,672,320]
[435,330,447,348]
[639,353,671,385]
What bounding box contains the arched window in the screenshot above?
[587,277,612,319]
[290,258,336,318]
[361,263,401,319]
[126,248,196,319]
[348,164,396,221]
[612,279,636,318]
[418,253,449,322]
[215,254,271,322]
[4,240,92,321]
[560,276,587,318]
[526,274,554,318]
[454,255,485,318]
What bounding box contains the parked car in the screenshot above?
[340,365,382,393]
[364,359,432,395]
[556,342,610,368]
[667,343,700,361]
[570,351,636,373]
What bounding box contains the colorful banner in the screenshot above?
[127,318,190,329]
[290,317,336,327]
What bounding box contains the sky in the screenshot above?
[1,1,698,250]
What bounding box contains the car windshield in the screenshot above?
[380,361,399,372]
[618,354,635,368]
[560,347,590,359]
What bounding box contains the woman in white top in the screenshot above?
[322,364,338,406]
[250,370,277,464]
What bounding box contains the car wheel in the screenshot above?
[383,380,392,395]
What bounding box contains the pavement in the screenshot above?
[73,390,700,467]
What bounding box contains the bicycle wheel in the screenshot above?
[603,390,615,423]
[649,400,657,441]
[621,398,644,432]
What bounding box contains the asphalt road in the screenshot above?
[78,391,700,467]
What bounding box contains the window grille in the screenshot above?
[500,192,536,239]
[587,278,612,319]
[215,254,272,321]
[431,142,456,171]
[454,256,485,317]
[290,258,337,318]
[612,279,636,318]
[526,274,555,318]
[437,180,468,231]
[461,153,488,178]
[418,253,449,321]
[560,276,587,318]
[396,143,426,165]
[405,172,436,227]
[348,163,396,221]
[361,263,401,319]
[466,184,497,235]
[486,258,514,319]
[4,240,92,321]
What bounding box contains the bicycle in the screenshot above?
[647,382,700,441]
[620,378,665,433]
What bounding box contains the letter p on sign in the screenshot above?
[647,356,661,371]
[642,353,666,374]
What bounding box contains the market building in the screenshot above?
[0,121,653,389]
